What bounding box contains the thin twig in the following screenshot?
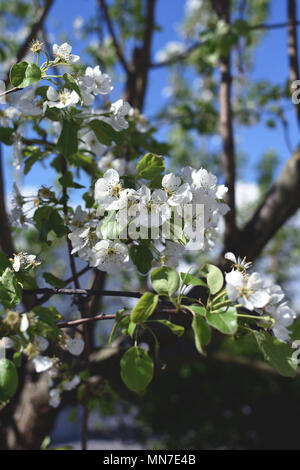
[23,287,142,299]
[151,20,300,69]
[98,0,131,74]
[288,0,300,126]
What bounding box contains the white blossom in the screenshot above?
[225,270,270,311]
[84,66,113,95]
[46,87,79,109]
[49,388,61,408]
[33,355,53,373]
[52,42,80,63]
[63,375,80,391]
[35,335,49,352]
[66,338,85,356]
[20,314,29,333]
[91,240,129,273]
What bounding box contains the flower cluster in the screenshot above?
[225,252,297,342]
[68,165,229,273]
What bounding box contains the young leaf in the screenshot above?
[0,128,14,145]
[155,319,185,336]
[252,330,297,378]
[189,305,207,316]
[136,153,165,179]
[100,211,121,239]
[130,244,153,274]
[180,273,206,287]
[206,264,224,295]
[56,120,79,158]
[19,63,41,88]
[120,346,154,393]
[10,61,28,86]
[0,359,18,402]
[192,315,211,355]
[130,292,159,323]
[206,307,237,335]
[150,266,180,296]
[89,119,124,146]
[0,268,22,308]
[42,272,67,288]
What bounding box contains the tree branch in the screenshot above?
[98,0,131,74]
[288,0,300,126]
[23,287,143,299]
[225,147,300,262]
[213,0,237,249]
[15,0,55,65]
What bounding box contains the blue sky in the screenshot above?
[4,0,300,194]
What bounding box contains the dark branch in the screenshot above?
[23,287,142,299]
[213,0,237,249]
[98,0,131,74]
[288,0,300,126]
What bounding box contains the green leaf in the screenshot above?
[150,266,180,296]
[206,307,237,335]
[136,153,165,179]
[192,315,211,355]
[58,171,85,189]
[252,330,297,377]
[130,244,153,274]
[24,149,43,174]
[0,359,18,402]
[128,320,136,338]
[56,120,79,158]
[0,128,14,145]
[206,264,224,295]
[34,206,68,242]
[0,251,11,275]
[89,119,125,146]
[0,268,22,308]
[189,305,207,316]
[131,292,159,323]
[10,62,41,88]
[10,61,28,86]
[13,351,22,368]
[32,306,62,337]
[42,272,67,288]
[19,63,41,88]
[180,273,206,287]
[155,319,185,336]
[100,211,121,239]
[120,346,154,393]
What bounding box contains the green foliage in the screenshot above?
[57,120,79,158]
[89,119,125,146]
[34,206,68,242]
[10,61,41,88]
[136,153,165,180]
[42,272,67,288]
[252,330,297,378]
[206,307,238,335]
[0,359,18,402]
[206,264,223,295]
[0,268,22,308]
[130,292,159,323]
[151,266,180,297]
[130,243,153,274]
[120,346,154,393]
[154,319,185,337]
[0,127,14,145]
[192,314,211,355]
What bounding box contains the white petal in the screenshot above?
[67,338,84,356]
[33,355,53,373]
